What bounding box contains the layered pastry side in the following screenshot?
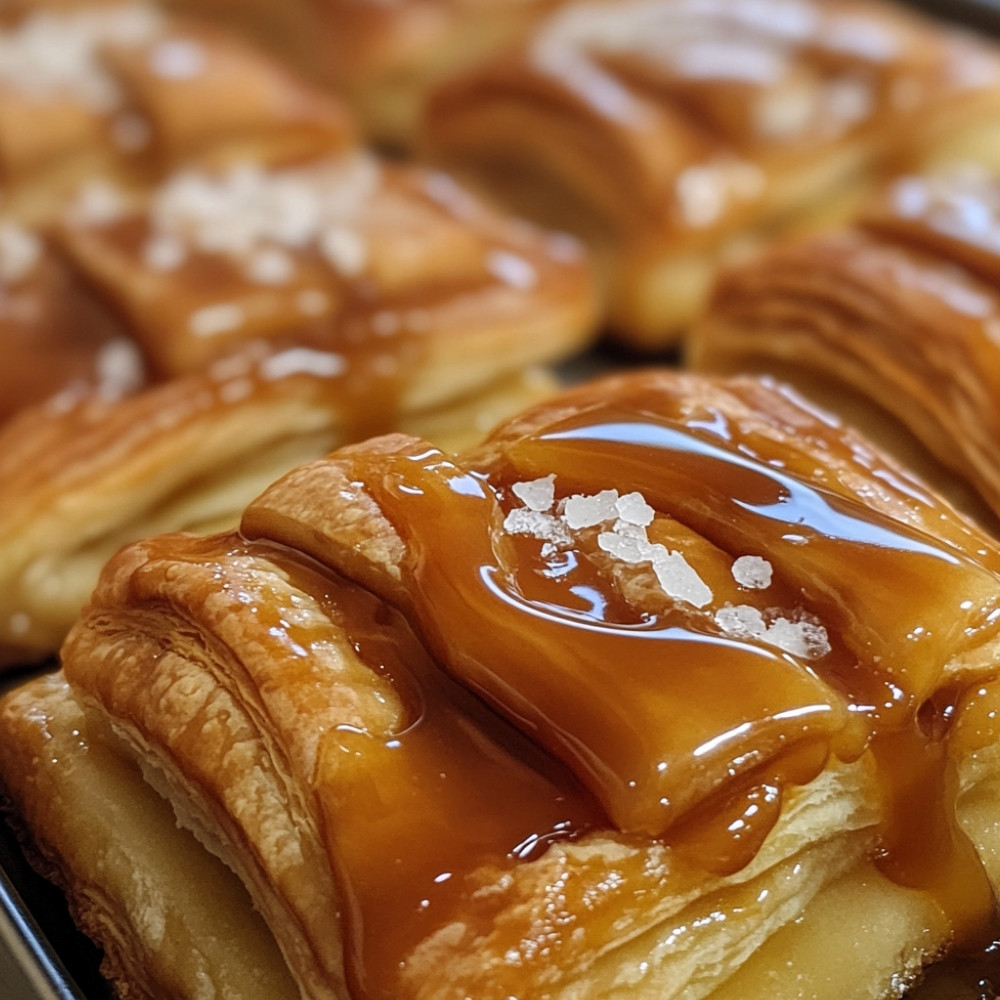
[0,0,355,224]
[0,147,599,668]
[162,0,572,149]
[422,0,1000,351]
[3,371,1000,998]
[690,166,1000,535]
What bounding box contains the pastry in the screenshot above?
[165,0,572,148]
[0,669,297,1000]
[690,166,1000,532]
[5,369,1000,998]
[0,152,598,666]
[0,0,353,224]
[422,0,1000,350]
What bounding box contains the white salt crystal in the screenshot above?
[563,490,620,529]
[320,225,367,277]
[651,549,713,608]
[143,233,186,271]
[732,555,773,590]
[0,222,41,283]
[767,618,831,660]
[715,604,767,640]
[615,491,655,527]
[512,475,556,512]
[503,509,572,546]
[486,249,538,290]
[715,604,831,660]
[246,246,295,285]
[597,529,653,564]
[189,302,243,337]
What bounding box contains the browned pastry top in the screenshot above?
[427,0,1000,243]
[0,150,595,428]
[66,371,1000,997]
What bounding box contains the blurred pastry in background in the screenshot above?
[0,154,598,668]
[0,0,353,223]
[5,369,1000,998]
[690,166,1000,534]
[165,0,576,149]
[423,0,1000,351]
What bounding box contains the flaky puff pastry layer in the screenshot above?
[0,670,297,1000]
[0,152,598,666]
[163,0,570,149]
[690,167,1000,533]
[0,1,353,225]
[423,0,1000,350]
[24,370,1000,999]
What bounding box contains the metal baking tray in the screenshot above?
[4,1,1000,997]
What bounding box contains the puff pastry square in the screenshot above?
[690,166,1000,533]
[423,0,1000,349]
[0,150,598,667]
[4,370,1000,999]
[0,0,353,223]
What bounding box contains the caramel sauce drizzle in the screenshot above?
[266,392,1000,995]
[156,534,603,1000]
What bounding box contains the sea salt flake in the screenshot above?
[503,509,571,546]
[189,302,244,337]
[563,490,620,529]
[320,225,367,277]
[0,222,41,283]
[143,233,186,271]
[512,475,556,512]
[650,549,713,608]
[486,249,538,290]
[715,604,831,660]
[598,529,654,564]
[246,246,295,285]
[615,491,655,526]
[715,604,767,639]
[732,555,773,590]
[767,618,831,660]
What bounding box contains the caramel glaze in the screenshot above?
[233,375,1000,995]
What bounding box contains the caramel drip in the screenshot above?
[235,541,604,1000]
[354,440,859,837]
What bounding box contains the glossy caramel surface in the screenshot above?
[233,372,1000,994]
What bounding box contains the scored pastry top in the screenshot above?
[64,370,1000,998]
[0,149,596,424]
[51,155,593,380]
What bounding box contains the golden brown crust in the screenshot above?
[690,168,1000,532]
[423,0,1000,349]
